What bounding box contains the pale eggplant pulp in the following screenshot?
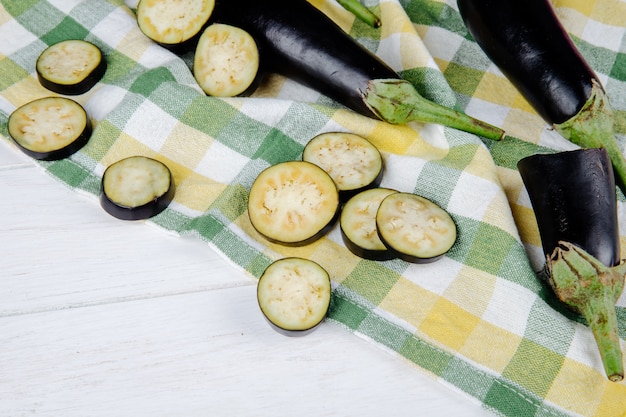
[257,257,332,336]
[36,40,106,96]
[247,161,340,247]
[193,23,263,97]
[212,0,398,118]
[376,192,457,263]
[302,132,384,202]
[517,148,620,268]
[8,97,91,161]
[340,188,398,261]
[136,0,216,53]
[100,156,175,221]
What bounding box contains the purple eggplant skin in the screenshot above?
[211,0,399,118]
[100,183,175,221]
[456,0,598,125]
[517,148,620,268]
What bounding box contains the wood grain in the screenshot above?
[0,144,493,417]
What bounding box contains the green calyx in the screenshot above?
[554,80,626,193]
[547,241,626,382]
[362,79,505,141]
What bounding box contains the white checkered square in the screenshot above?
[447,171,500,221]
[0,19,38,56]
[123,99,178,151]
[195,141,250,184]
[482,278,537,336]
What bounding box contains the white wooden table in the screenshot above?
[0,142,494,416]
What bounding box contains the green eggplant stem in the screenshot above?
[547,241,626,382]
[336,0,381,28]
[362,79,505,141]
[554,80,626,194]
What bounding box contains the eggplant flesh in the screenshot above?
[376,192,457,263]
[136,0,216,52]
[340,187,398,261]
[100,156,175,221]
[517,148,620,267]
[247,161,340,246]
[212,0,398,118]
[257,257,331,336]
[8,97,91,161]
[302,132,384,201]
[193,23,261,97]
[457,0,597,125]
[36,40,106,96]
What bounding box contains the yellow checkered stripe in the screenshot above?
[0,0,625,416]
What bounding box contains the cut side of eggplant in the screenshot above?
[248,161,340,246]
[302,132,383,201]
[100,156,175,221]
[8,97,91,160]
[376,192,456,263]
[193,23,261,97]
[136,0,215,52]
[340,188,398,261]
[257,257,331,336]
[36,40,106,95]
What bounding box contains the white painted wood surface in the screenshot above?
[0,142,494,417]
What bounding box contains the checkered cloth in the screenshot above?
[1,0,625,415]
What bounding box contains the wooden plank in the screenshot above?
[1,286,490,417]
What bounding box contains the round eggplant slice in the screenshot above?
[248,161,340,246]
[376,192,456,263]
[193,23,261,97]
[7,97,91,161]
[100,156,175,221]
[340,188,398,261]
[302,132,383,201]
[136,0,215,52]
[36,40,106,95]
[257,257,332,336]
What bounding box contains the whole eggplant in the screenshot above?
[458,0,626,191]
[211,0,504,140]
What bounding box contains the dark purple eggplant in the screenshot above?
[518,148,625,382]
[211,0,504,140]
[257,257,332,336]
[457,0,626,192]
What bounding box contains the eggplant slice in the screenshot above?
[136,0,215,52]
[248,161,340,246]
[193,23,261,97]
[8,97,91,161]
[376,192,457,263]
[302,132,383,201]
[36,39,106,95]
[257,257,332,336]
[340,188,398,261]
[100,156,175,221]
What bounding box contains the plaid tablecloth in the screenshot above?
[1,0,625,415]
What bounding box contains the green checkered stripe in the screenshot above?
[1,1,625,416]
